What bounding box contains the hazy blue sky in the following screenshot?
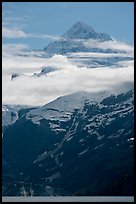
[2,2,134,49]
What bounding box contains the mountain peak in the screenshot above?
[62,22,112,41]
[70,21,94,32]
[44,22,113,54]
[63,21,95,39]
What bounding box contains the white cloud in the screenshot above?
[2,27,27,38]
[2,26,62,40]
[2,23,133,58]
[2,44,71,75]
[2,11,62,40]
[2,43,134,106]
[2,44,29,56]
[83,39,134,55]
[29,33,63,41]
[67,51,133,58]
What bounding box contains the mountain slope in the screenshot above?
[2,90,134,196]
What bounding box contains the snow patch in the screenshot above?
[66,135,73,141]
[127,137,134,142]
[33,150,48,163]
[78,148,89,156]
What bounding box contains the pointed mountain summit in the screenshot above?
[62,21,95,39]
[62,21,112,41]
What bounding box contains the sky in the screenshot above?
[2,2,134,49]
[2,2,134,106]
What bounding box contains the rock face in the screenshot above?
[2,90,134,196]
[33,66,57,77]
[11,73,20,80]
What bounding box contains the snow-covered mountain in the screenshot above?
[62,22,112,41]
[26,91,111,125]
[2,90,134,196]
[9,22,133,80]
[44,22,126,55]
[43,22,133,71]
[2,22,134,196]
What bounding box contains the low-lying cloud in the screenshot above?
[83,39,134,55]
[2,43,134,106]
[2,27,62,41]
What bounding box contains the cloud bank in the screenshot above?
[2,42,134,106]
[83,39,134,55]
